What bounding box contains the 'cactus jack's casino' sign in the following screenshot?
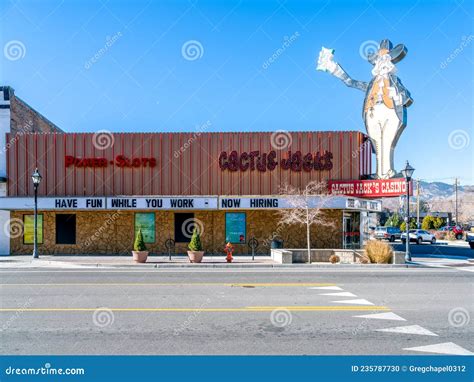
[219,150,333,172]
[328,179,412,198]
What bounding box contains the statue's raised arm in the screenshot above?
[316,47,368,92]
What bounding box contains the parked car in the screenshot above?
[466,232,474,249]
[374,226,401,242]
[438,225,464,240]
[401,229,436,245]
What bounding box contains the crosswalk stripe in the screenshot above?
[376,325,438,336]
[320,292,357,297]
[332,299,374,305]
[404,342,473,355]
[353,312,406,321]
[309,286,343,291]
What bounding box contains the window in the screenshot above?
[23,214,43,245]
[225,212,246,244]
[56,214,76,244]
[135,213,155,244]
[174,213,195,243]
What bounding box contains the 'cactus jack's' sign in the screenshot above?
[328,179,412,198]
[219,150,333,172]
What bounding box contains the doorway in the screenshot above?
[174,213,195,243]
[342,211,361,249]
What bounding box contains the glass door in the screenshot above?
[342,211,361,249]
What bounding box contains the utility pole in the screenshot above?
[416,179,420,228]
[454,178,459,225]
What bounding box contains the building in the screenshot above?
[0,86,384,256]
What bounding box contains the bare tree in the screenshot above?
[277,180,335,263]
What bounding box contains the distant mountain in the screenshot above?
[418,181,464,200]
[382,181,474,223]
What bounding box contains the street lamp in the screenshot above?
[401,161,415,262]
[31,168,42,259]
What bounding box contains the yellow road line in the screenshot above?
[0,282,336,287]
[0,306,389,312]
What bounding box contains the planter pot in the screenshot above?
[132,251,149,263]
[187,251,204,263]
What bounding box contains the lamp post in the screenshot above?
[31,168,42,259]
[401,161,415,262]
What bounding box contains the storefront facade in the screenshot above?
[0,87,381,255]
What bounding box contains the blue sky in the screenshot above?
[1,0,473,184]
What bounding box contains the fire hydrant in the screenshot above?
[224,242,234,263]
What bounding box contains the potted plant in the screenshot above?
[132,229,148,263]
[187,228,204,263]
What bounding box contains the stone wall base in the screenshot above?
[10,209,344,255]
[271,248,401,264]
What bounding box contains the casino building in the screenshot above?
[0,86,386,256]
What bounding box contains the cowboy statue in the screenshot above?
[316,39,413,179]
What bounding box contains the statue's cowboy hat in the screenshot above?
[367,39,407,64]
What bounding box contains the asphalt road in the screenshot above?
[0,268,472,355]
[391,242,473,257]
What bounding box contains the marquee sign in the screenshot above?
[0,196,381,211]
[219,150,333,172]
[0,197,216,210]
[328,179,412,198]
[345,198,382,212]
[0,197,107,210]
[108,197,217,210]
[219,196,381,211]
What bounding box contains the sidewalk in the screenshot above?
[0,255,274,268]
[0,255,414,269]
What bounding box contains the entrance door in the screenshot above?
[174,213,195,243]
[342,212,361,249]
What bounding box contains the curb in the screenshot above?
[412,254,472,261]
[22,261,421,269]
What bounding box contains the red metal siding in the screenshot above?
[6,131,368,197]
